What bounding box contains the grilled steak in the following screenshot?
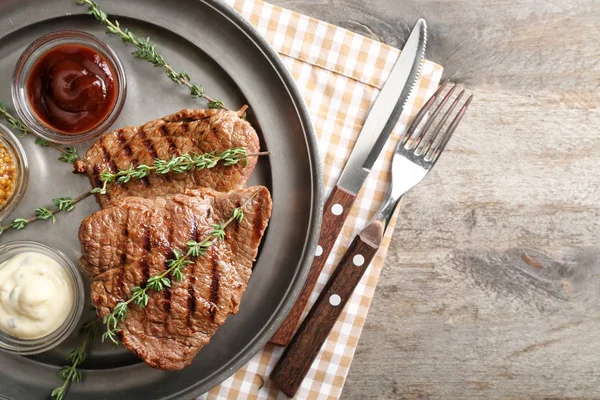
[74,108,260,208]
[79,186,272,370]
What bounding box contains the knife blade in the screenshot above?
[269,19,427,346]
[338,19,427,194]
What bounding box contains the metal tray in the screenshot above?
[0,0,323,398]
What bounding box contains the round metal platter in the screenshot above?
[0,0,323,398]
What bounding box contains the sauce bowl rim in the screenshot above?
[11,29,127,145]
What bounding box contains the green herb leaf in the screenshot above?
[51,386,66,400]
[207,100,225,109]
[53,197,76,212]
[35,138,50,147]
[95,148,254,194]
[11,218,28,230]
[35,207,56,223]
[51,318,97,400]
[210,224,226,241]
[233,207,244,223]
[112,302,128,321]
[58,146,79,164]
[76,0,225,108]
[0,101,29,136]
[132,286,150,307]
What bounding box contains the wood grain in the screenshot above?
[269,0,600,398]
[270,184,357,345]
[271,234,379,397]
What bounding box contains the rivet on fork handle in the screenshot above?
[271,229,380,397]
[271,82,473,396]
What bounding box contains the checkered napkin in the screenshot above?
[202,1,444,398]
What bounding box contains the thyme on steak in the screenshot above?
[0,147,268,233]
[76,0,226,109]
[101,191,254,345]
[0,193,92,233]
[0,101,79,163]
[92,147,269,195]
[50,320,98,400]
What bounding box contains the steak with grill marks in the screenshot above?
[74,108,260,208]
[79,186,272,370]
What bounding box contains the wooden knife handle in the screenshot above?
[270,233,379,397]
[269,185,357,346]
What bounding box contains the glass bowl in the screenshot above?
[11,30,127,144]
[0,241,84,355]
[0,124,28,223]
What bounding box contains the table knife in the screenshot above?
[269,18,428,346]
[271,81,473,398]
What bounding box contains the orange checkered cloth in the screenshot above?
[202,1,444,398]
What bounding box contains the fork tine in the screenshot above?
[400,80,449,146]
[420,89,465,156]
[427,94,473,162]
[406,84,457,150]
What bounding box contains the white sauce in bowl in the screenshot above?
[0,252,74,339]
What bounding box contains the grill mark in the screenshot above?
[251,197,264,245]
[141,228,151,281]
[119,211,129,265]
[165,136,179,156]
[91,164,110,206]
[116,268,126,297]
[209,253,220,322]
[140,176,150,187]
[163,286,172,313]
[162,221,174,316]
[92,164,103,188]
[138,223,152,330]
[115,130,125,146]
[186,219,200,329]
[139,128,173,183]
[139,258,149,283]
[158,124,169,137]
[180,122,190,135]
[116,209,130,295]
[138,129,159,159]
[186,265,196,329]
[100,144,119,173]
[189,219,198,244]
[114,130,138,177]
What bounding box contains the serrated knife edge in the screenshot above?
[337,19,428,195]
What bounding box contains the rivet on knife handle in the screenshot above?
[269,185,356,345]
[270,229,380,397]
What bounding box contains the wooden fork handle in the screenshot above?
[271,233,379,397]
[269,185,357,346]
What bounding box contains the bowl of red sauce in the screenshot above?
[12,30,126,144]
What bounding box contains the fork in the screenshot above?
[270,81,473,397]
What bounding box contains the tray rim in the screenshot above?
[0,0,324,398]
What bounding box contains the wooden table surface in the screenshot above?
[272,1,600,398]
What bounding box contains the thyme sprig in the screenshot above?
[0,192,92,233]
[0,101,79,163]
[50,320,98,400]
[58,147,80,164]
[77,0,225,109]
[101,191,255,345]
[0,102,28,136]
[92,147,269,195]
